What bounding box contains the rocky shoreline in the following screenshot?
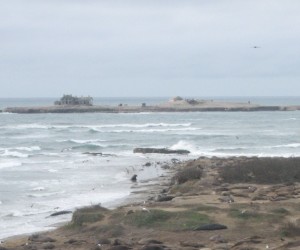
[2,156,300,250]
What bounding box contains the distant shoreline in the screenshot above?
[2,103,300,114]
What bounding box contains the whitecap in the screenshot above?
[1,124,49,130]
[2,150,29,158]
[28,191,64,198]
[15,146,41,151]
[98,127,200,134]
[5,210,24,217]
[93,122,192,128]
[31,187,45,191]
[48,169,58,173]
[271,143,300,148]
[170,140,198,154]
[0,161,22,169]
[57,139,107,144]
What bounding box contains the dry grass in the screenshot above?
[172,165,203,184]
[219,157,300,184]
[69,205,108,227]
[281,221,300,237]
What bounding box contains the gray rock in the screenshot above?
[155,195,174,202]
[218,196,234,203]
[133,148,190,155]
[50,210,72,217]
[209,235,227,243]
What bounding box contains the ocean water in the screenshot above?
[0,97,299,239]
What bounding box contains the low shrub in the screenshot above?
[70,205,108,227]
[173,165,203,184]
[281,221,300,237]
[219,157,300,184]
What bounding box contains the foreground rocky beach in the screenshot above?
[2,156,300,250]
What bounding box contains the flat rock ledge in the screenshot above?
[133,148,190,155]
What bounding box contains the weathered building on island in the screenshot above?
[54,95,93,106]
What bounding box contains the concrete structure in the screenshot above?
[54,95,93,106]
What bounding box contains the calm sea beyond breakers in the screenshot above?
[0,97,300,240]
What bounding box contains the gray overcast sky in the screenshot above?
[0,0,300,97]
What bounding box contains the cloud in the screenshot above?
[0,0,300,97]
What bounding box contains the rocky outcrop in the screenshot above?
[133,148,190,155]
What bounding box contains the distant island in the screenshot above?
[2,95,300,113]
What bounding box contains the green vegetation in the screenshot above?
[69,205,108,227]
[124,209,211,231]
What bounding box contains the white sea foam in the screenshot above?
[57,139,107,144]
[2,123,49,129]
[271,143,300,148]
[31,187,45,191]
[93,122,192,128]
[0,161,22,169]
[5,210,24,217]
[15,146,41,151]
[2,150,29,158]
[91,127,200,134]
[170,140,198,154]
[48,169,58,173]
